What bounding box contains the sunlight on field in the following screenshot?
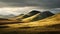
[21,13,40,22]
[28,14,60,26]
[3,14,60,28]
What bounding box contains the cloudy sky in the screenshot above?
[0,0,60,16]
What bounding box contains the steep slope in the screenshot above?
[22,10,41,19]
[31,11,54,22]
[21,11,54,23]
[21,13,40,22]
[25,13,60,27]
[7,10,41,21]
[3,13,60,28]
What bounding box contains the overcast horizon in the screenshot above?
[0,0,60,16]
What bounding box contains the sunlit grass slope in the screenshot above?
[23,13,60,27]
[3,13,60,28]
[21,13,40,22]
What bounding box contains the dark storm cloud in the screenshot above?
[0,0,60,8]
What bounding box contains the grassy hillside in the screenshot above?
[2,13,60,28]
[21,13,40,22]
[0,14,60,34]
[21,13,60,27]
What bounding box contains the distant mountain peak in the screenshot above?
[31,11,55,22]
[29,10,41,13]
[23,10,41,19]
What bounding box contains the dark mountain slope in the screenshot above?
[31,11,54,22]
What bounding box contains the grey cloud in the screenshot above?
[0,0,60,9]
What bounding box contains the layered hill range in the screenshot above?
[0,10,60,27]
[0,10,54,23]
